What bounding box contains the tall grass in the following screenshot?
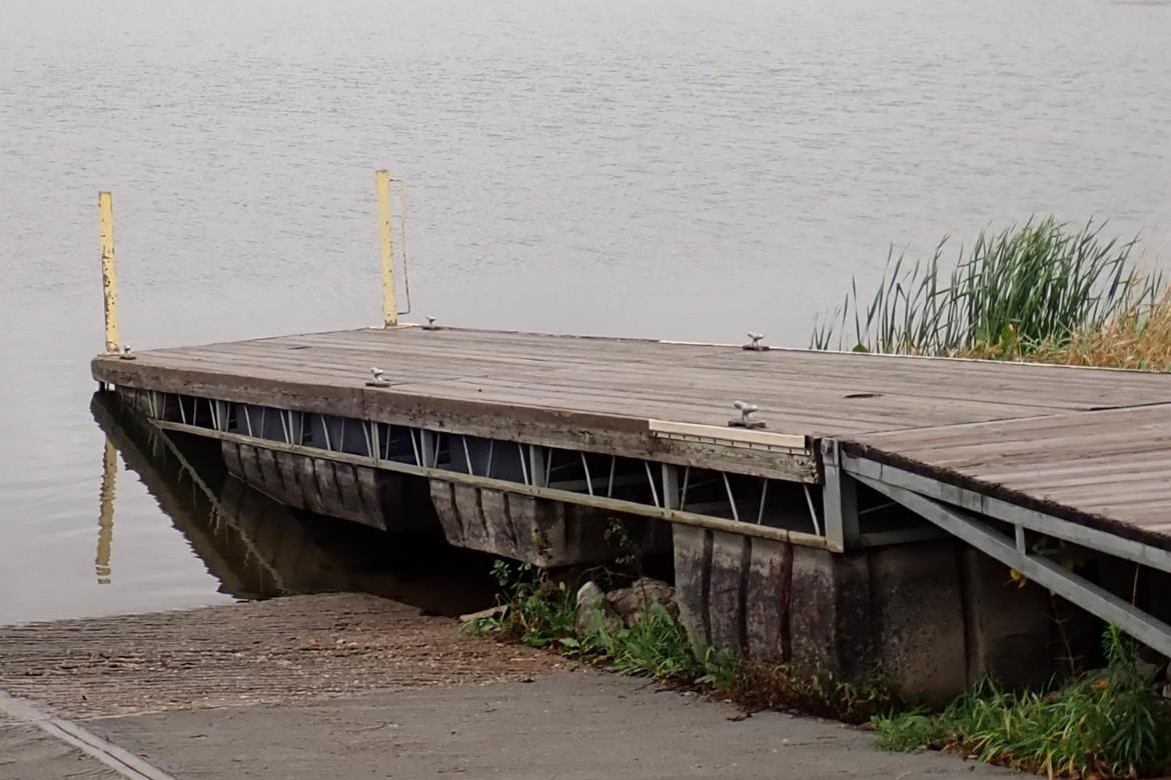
[811,218,1162,357]
[874,627,1171,779]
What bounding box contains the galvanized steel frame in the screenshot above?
[841,450,1171,657]
[120,388,831,548]
[842,453,1171,576]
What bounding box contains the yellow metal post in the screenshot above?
[96,438,116,584]
[375,170,398,327]
[99,192,120,353]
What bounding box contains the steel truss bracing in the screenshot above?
[117,388,830,548]
[113,388,1171,655]
[840,451,1171,658]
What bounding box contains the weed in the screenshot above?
[873,627,1171,778]
[466,560,576,648]
[603,518,643,574]
[872,711,950,752]
[584,601,736,684]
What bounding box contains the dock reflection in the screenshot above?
[90,393,495,616]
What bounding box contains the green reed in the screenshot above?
[874,627,1171,778]
[811,218,1161,357]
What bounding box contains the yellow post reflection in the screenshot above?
[96,438,116,584]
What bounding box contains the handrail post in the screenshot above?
[375,170,397,327]
[99,192,119,353]
[822,439,859,552]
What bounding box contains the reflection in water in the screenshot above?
[90,393,495,616]
[96,440,116,585]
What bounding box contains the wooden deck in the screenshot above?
[92,325,1171,550]
[846,405,1171,550]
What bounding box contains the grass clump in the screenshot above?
[468,561,897,723]
[873,627,1171,779]
[578,601,738,686]
[467,560,733,683]
[811,218,1162,359]
[466,560,577,649]
[727,664,900,725]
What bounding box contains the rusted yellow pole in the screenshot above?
[99,192,120,353]
[375,170,398,327]
[96,438,116,584]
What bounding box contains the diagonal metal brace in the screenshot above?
[853,472,1171,659]
[842,454,1171,578]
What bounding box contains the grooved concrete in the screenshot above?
[0,725,120,780]
[0,594,1007,779]
[85,677,1007,780]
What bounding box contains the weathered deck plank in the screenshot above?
[95,327,1171,433]
[844,404,1171,547]
[93,325,1171,547]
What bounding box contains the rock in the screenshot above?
[575,581,622,639]
[576,581,605,609]
[458,605,504,623]
[605,577,678,628]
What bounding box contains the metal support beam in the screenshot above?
[842,453,1171,577]
[855,472,1171,659]
[529,445,548,488]
[212,400,229,432]
[579,452,594,496]
[661,464,680,509]
[126,390,837,548]
[365,421,379,464]
[151,418,831,549]
[821,440,859,552]
[721,471,739,523]
[420,430,437,468]
[802,484,822,536]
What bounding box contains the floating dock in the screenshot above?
[91,326,1171,549]
[91,325,1171,698]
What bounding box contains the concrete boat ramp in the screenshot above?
[0,595,1008,780]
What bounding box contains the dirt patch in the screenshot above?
[0,594,569,719]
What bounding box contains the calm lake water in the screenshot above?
[2,0,1170,625]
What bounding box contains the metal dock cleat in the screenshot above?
[366,367,391,388]
[728,400,766,429]
[742,332,769,352]
[422,316,440,331]
[119,344,137,361]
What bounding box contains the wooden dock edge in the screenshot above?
[91,356,821,484]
